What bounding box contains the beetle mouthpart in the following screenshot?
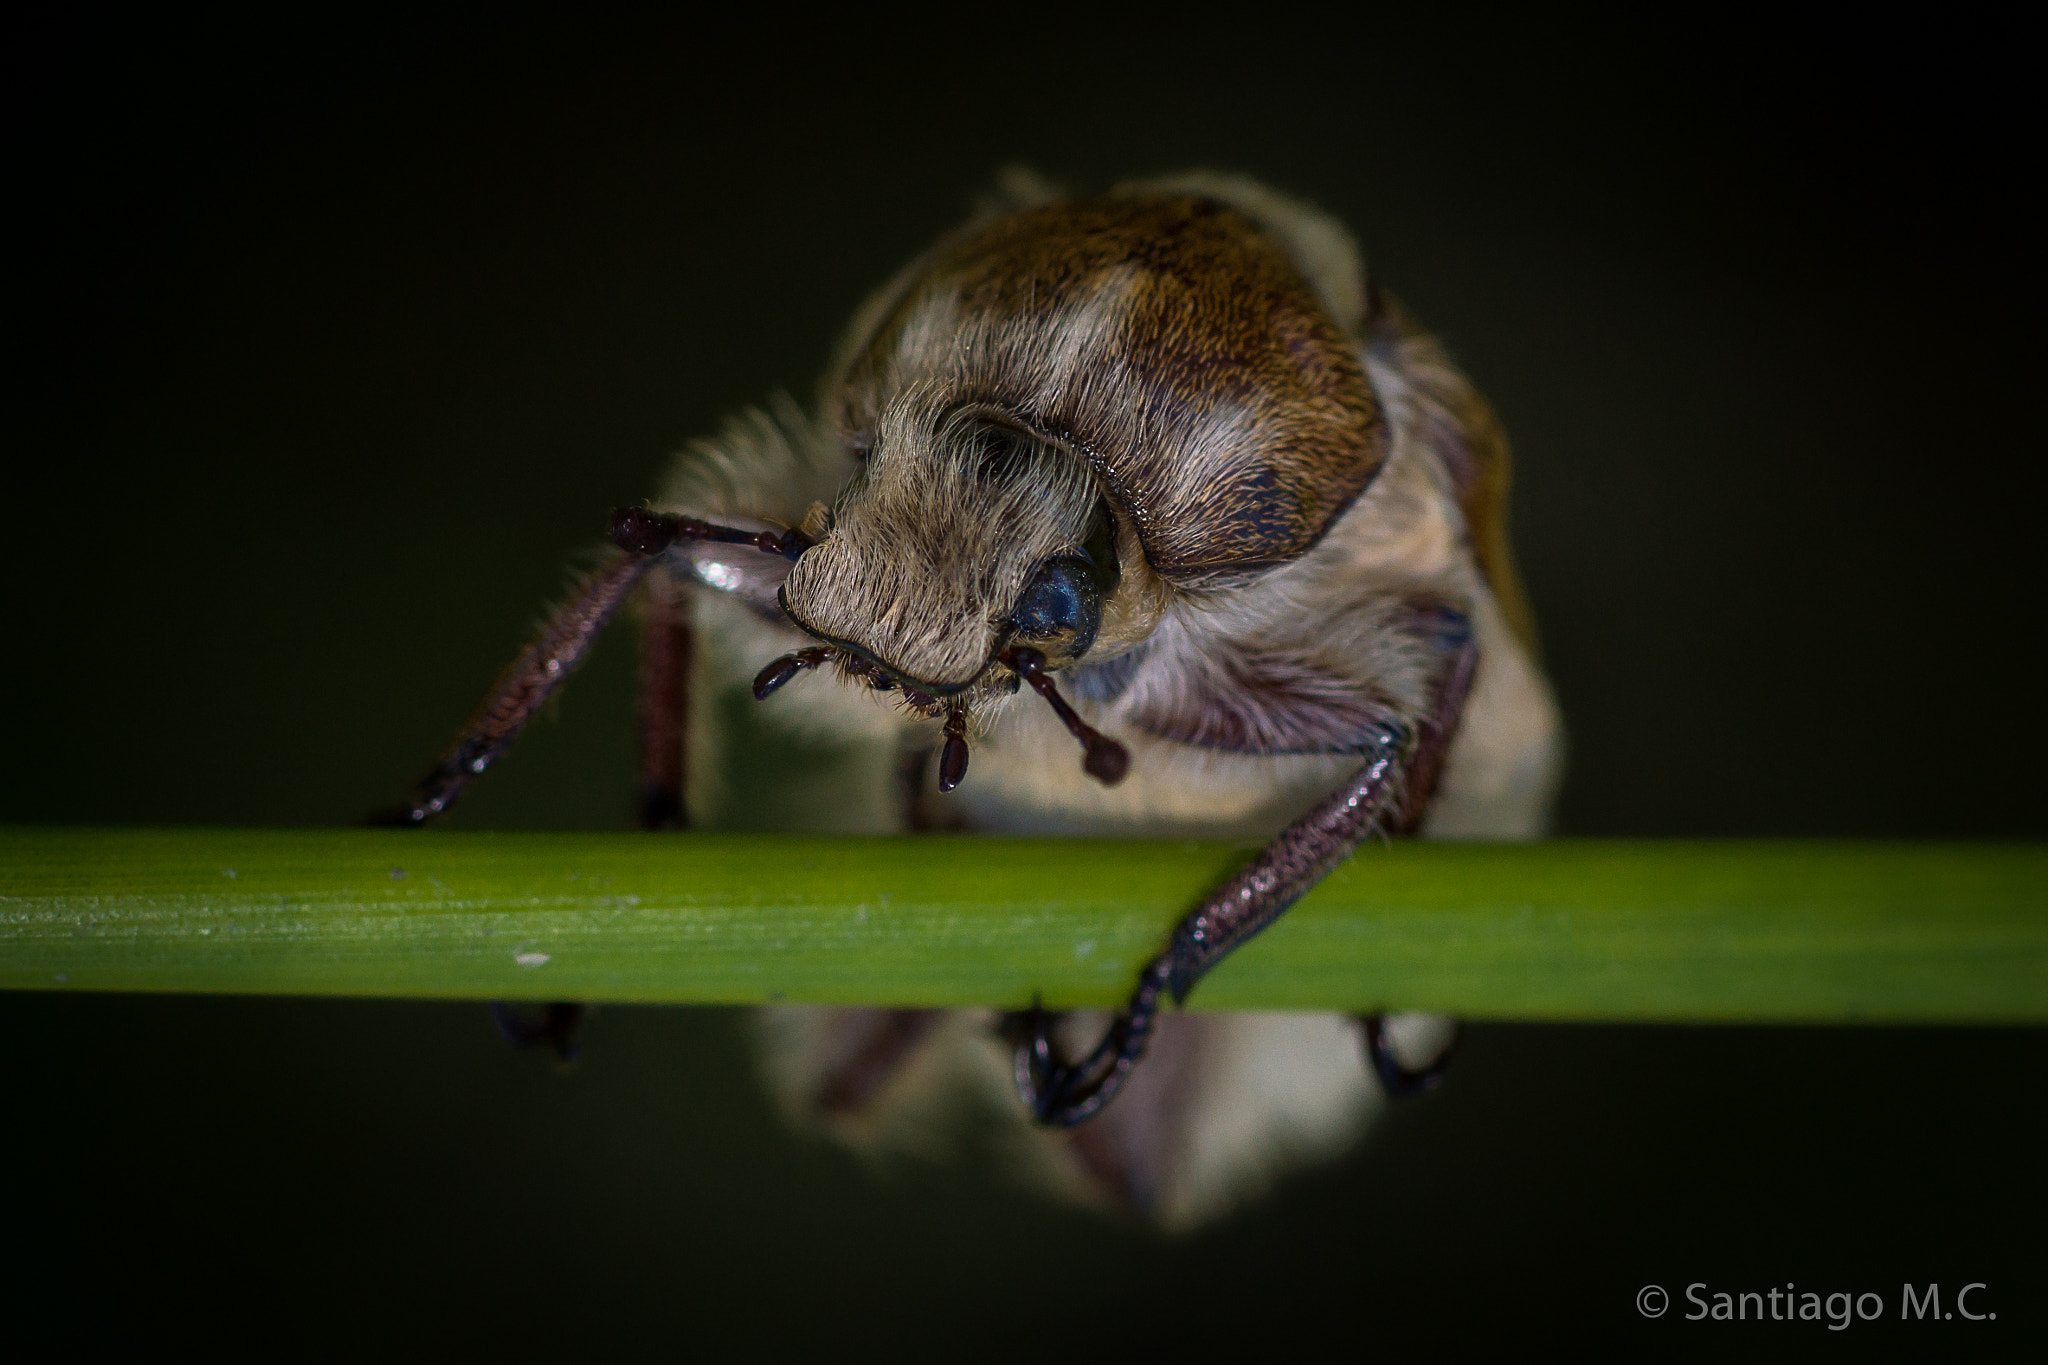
[752,647,833,700]
[938,707,970,792]
[1000,645,1130,787]
[836,653,904,694]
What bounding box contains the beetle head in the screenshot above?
[765,407,1130,790]
[778,409,1116,699]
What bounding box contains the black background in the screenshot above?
[4,6,2043,1358]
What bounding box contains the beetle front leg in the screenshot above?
[1014,633,1478,1127]
[638,574,691,830]
[372,548,657,826]
[378,505,806,827]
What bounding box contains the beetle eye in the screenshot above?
[1008,555,1106,662]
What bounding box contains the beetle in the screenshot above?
[392,170,1563,1228]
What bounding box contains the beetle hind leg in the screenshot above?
[810,1008,944,1116]
[755,1006,963,1146]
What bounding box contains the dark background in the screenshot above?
[4,6,2042,1358]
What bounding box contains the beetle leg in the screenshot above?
[379,505,803,827]
[373,550,659,827]
[608,505,812,562]
[1014,631,1478,1127]
[810,1008,945,1116]
[380,505,809,1065]
[1007,957,1173,1128]
[638,575,691,830]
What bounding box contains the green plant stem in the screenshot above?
[2,827,2042,1019]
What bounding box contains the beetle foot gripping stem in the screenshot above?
[1006,958,1173,1127]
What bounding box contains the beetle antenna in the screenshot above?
[1001,646,1129,786]
[938,706,970,792]
[610,506,813,562]
[753,647,833,700]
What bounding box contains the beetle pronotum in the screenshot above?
[393,171,1562,1227]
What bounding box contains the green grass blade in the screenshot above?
[2,827,2042,1019]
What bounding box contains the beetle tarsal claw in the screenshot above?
[1000,645,1131,788]
[1011,1009,1129,1126]
[1006,955,1171,1127]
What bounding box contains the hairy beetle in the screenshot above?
[394,170,1563,1228]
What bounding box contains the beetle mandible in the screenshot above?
[393,170,1563,1228]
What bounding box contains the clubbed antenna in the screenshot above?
[753,647,832,700]
[1001,646,1130,786]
